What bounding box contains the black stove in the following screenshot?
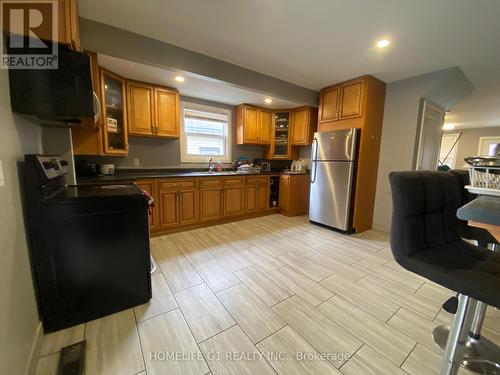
[20,155,151,332]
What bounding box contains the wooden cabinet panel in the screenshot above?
[244,106,259,143]
[160,190,179,229]
[159,179,197,190]
[279,174,309,216]
[246,186,268,212]
[200,189,223,221]
[319,86,340,123]
[2,0,81,50]
[136,179,159,231]
[340,80,363,118]
[290,107,317,146]
[179,190,198,225]
[223,177,245,187]
[279,175,290,211]
[224,187,244,216]
[155,88,179,138]
[259,110,272,144]
[127,82,154,136]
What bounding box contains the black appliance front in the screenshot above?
[21,155,151,332]
[8,47,93,124]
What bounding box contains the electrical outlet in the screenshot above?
[133,158,140,167]
[0,160,4,187]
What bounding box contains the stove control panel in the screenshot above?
[34,155,69,180]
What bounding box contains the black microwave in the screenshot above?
[8,47,94,126]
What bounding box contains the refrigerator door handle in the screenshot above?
[312,137,319,161]
[311,161,317,184]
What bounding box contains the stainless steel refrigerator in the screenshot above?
[309,128,359,233]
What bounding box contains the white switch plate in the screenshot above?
[0,160,4,187]
[133,158,140,167]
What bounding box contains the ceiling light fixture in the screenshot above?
[376,39,390,48]
[264,98,272,104]
[443,124,455,130]
[175,76,185,82]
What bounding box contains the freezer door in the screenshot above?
[309,161,355,231]
[312,128,359,161]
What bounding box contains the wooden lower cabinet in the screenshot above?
[135,179,159,231]
[224,187,245,216]
[159,190,180,230]
[179,189,199,225]
[158,179,199,230]
[279,174,310,216]
[200,189,223,221]
[246,186,268,212]
[139,175,305,235]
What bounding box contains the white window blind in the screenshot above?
[180,104,232,163]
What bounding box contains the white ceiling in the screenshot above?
[80,0,500,127]
[98,55,303,109]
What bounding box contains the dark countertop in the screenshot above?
[77,170,309,184]
[457,196,500,226]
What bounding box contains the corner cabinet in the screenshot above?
[127,81,179,138]
[101,69,129,155]
[235,105,272,145]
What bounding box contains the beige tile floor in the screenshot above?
[34,214,499,375]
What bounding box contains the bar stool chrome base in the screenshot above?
[434,325,500,374]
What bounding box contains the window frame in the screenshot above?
[179,101,232,163]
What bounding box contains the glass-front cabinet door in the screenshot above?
[100,68,128,155]
[273,112,290,158]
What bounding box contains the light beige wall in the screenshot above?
[444,127,500,169]
[0,70,42,374]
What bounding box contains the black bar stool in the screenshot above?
[389,171,500,375]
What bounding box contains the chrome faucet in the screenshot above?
[208,157,214,173]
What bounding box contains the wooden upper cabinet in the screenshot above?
[258,110,272,144]
[318,78,364,125]
[340,79,363,118]
[319,86,340,123]
[236,105,272,145]
[2,0,81,50]
[127,82,179,138]
[101,68,128,155]
[291,106,317,146]
[155,87,179,138]
[127,82,155,136]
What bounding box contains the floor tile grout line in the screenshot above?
[168,282,212,373]
[131,308,147,375]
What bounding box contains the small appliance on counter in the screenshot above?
[99,163,115,176]
[75,160,98,177]
[20,155,151,332]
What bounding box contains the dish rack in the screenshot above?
[465,156,500,197]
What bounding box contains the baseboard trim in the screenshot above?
[24,322,43,375]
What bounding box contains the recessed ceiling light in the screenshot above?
[264,98,272,104]
[175,76,185,82]
[376,39,390,48]
[443,124,455,130]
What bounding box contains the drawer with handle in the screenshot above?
[200,178,223,189]
[159,179,197,190]
[223,177,245,187]
[246,177,268,186]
